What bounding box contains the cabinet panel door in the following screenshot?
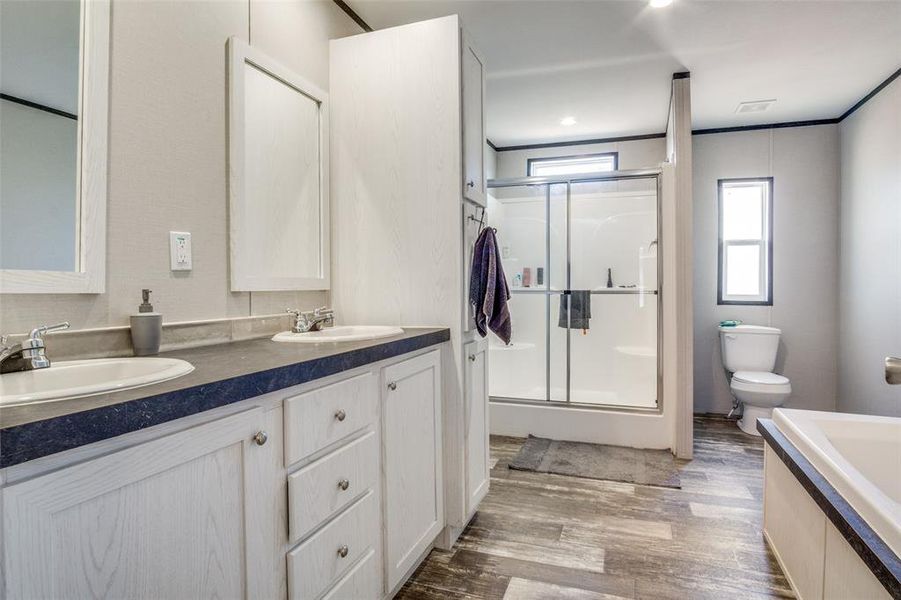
[464,338,490,515]
[462,32,486,207]
[2,407,279,600]
[382,350,444,591]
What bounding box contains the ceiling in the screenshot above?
[346,0,901,147]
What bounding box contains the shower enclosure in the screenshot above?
[488,170,661,410]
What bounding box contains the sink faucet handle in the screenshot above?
[314,306,333,316]
[29,322,70,340]
[286,308,301,316]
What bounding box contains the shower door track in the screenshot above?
[488,169,664,413]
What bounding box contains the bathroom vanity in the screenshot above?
[0,328,465,599]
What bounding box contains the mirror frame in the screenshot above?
[227,37,330,292]
[0,0,109,294]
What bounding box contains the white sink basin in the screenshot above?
[272,325,404,344]
[0,358,195,406]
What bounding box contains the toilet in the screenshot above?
[719,325,792,435]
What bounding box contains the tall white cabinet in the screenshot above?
[330,14,490,548]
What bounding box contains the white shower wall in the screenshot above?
[488,179,658,408]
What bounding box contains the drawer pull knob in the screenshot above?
[337,478,350,491]
[334,409,346,422]
[387,381,397,391]
[337,545,349,558]
[468,354,477,362]
[252,431,268,446]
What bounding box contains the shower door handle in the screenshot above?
[886,357,901,385]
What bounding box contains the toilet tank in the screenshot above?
[719,325,781,372]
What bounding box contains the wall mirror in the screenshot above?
[228,38,329,291]
[0,0,109,294]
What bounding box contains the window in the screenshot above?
[718,178,773,305]
[528,152,618,177]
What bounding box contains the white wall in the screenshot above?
[838,77,900,418]
[0,0,362,333]
[692,124,841,414]
[494,137,666,179]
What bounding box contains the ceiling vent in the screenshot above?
[736,99,776,114]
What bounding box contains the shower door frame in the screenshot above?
[488,168,664,413]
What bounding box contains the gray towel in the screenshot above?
[469,227,512,344]
[558,291,591,329]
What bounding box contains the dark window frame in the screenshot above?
[717,177,774,306]
[526,152,619,176]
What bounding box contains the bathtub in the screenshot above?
[762,408,900,599]
[773,408,901,556]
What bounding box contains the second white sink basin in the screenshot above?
[272,325,404,344]
[0,357,195,406]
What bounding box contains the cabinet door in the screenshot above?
[464,338,490,515]
[2,407,280,599]
[382,350,444,591]
[461,31,486,206]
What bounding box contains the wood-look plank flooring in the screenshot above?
[397,417,793,599]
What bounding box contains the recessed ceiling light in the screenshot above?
[736,99,776,114]
[560,116,577,126]
[649,0,673,7]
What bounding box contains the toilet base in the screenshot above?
[737,404,773,436]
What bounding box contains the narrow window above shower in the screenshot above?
[527,153,618,177]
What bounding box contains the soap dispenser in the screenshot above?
[130,289,162,356]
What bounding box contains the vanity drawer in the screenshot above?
[287,490,379,600]
[284,372,377,466]
[287,430,378,543]
[322,548,380,600]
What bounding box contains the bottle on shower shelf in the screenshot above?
[606,268,613,288]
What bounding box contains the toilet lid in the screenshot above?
[733,371,790,385]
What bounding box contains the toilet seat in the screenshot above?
[731,371,791,394]
[733,371,789,385]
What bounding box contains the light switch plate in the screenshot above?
[169,231,192,271]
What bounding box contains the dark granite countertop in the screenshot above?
[0,327,449,468]
[758,418,901,598]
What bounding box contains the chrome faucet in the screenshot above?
[286,307,334,333]
[0,322,70,374]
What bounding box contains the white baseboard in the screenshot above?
[490,400,672,450]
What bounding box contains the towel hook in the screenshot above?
[467,206,495,233]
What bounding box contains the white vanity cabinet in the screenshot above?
[1,407,282,599]
[461,31,487,207]
[464,338,490,515]
[1,343,451,600]
[382,349,444,592]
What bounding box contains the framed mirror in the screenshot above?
[0,0,109,294]
[228,37,329,291]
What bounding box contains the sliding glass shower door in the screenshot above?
[487,172,660,410]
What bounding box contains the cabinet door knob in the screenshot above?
[337,545,349,558]
[387,381,397,391]
[334,409,346,422]
[252,431,268,446]
[468,354,477,362]
[466,180,475,188]
[337,478,350,491]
